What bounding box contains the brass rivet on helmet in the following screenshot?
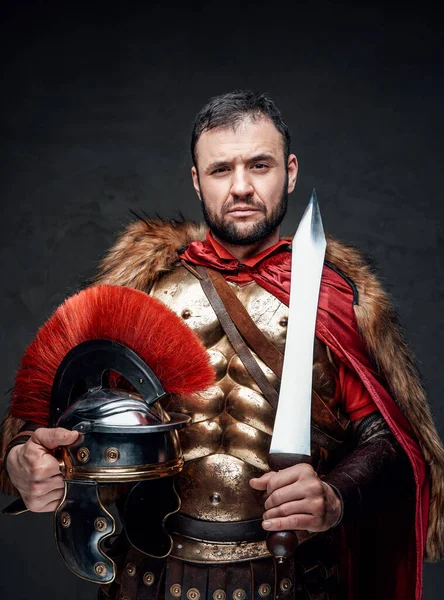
[60,511,71,528]
[233,590,246,600]
[170,584,182,598]
[143,572,155,586]
[94,562,107,578]
[187,588,200,600]
[213,590,226,600]
[280,578,292,592]
[77,447,90,463]
[94,517,107,532]
[126,562,136,577]
[258,584,271,597]
[104,447,120,463]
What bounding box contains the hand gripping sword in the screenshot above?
[266,190,327,561]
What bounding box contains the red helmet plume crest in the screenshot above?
[11,285,215,424]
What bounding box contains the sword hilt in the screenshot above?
[266,453,312,562]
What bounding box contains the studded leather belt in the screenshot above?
[167,513,266,543]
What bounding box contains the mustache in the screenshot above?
[223,198,266,213]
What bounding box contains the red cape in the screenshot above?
[180,239,429,600]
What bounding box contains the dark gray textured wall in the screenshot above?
[0,1,443,598]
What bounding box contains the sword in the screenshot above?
[266,190,327,559]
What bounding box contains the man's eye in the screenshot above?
[253,163,267,170]
[213,167,229,174]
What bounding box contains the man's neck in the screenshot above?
[211,230,280,261]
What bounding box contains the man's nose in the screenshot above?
[230,168,254,199]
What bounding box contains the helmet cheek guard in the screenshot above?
[52,339,190,584]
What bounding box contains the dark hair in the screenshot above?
[191,90,291,166]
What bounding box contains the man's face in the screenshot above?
[191,117,298,246]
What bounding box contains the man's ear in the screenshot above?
[287,154,298,193]
[191,166,202,200]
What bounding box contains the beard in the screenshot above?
[200,178,288,247]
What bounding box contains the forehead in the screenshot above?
[195,117,285,166]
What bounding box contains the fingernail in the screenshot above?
[263,520,272,529]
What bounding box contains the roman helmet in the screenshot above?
[8,285,215,583]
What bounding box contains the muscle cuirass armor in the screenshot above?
[149,265,351,565]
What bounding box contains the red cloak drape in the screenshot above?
[180,238,429,600]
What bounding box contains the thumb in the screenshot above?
[31,427,80,450]
[249,470,275,490]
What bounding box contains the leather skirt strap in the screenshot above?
[101,548,338,600]
[119,546,166,600]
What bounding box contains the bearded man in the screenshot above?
[1,90,444,600]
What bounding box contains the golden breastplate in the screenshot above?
[150,266,347,530]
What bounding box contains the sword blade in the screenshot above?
[269,190,326,458]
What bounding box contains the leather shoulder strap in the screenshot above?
[205,268,284,379]
[195,266,279,410]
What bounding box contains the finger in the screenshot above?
[249,471,276,490]
[264,463,314,495]
[38,453,66,478]
[264,482,305,511]
[265,475,324,511]
[26,453,66,482]
[24,487,65,513]
[29,475,65,499]
[263,499,316,520]
[38,500,63,513]
[19,440,49,469]
[29,497,64,513]
[32,427,79,450]
[262,513,324,532]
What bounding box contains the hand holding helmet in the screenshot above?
[7,427,79,512]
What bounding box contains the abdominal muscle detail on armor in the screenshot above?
[150,265,339,525]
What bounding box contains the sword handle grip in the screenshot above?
[265,453,312,561]
[268,453,311,471]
